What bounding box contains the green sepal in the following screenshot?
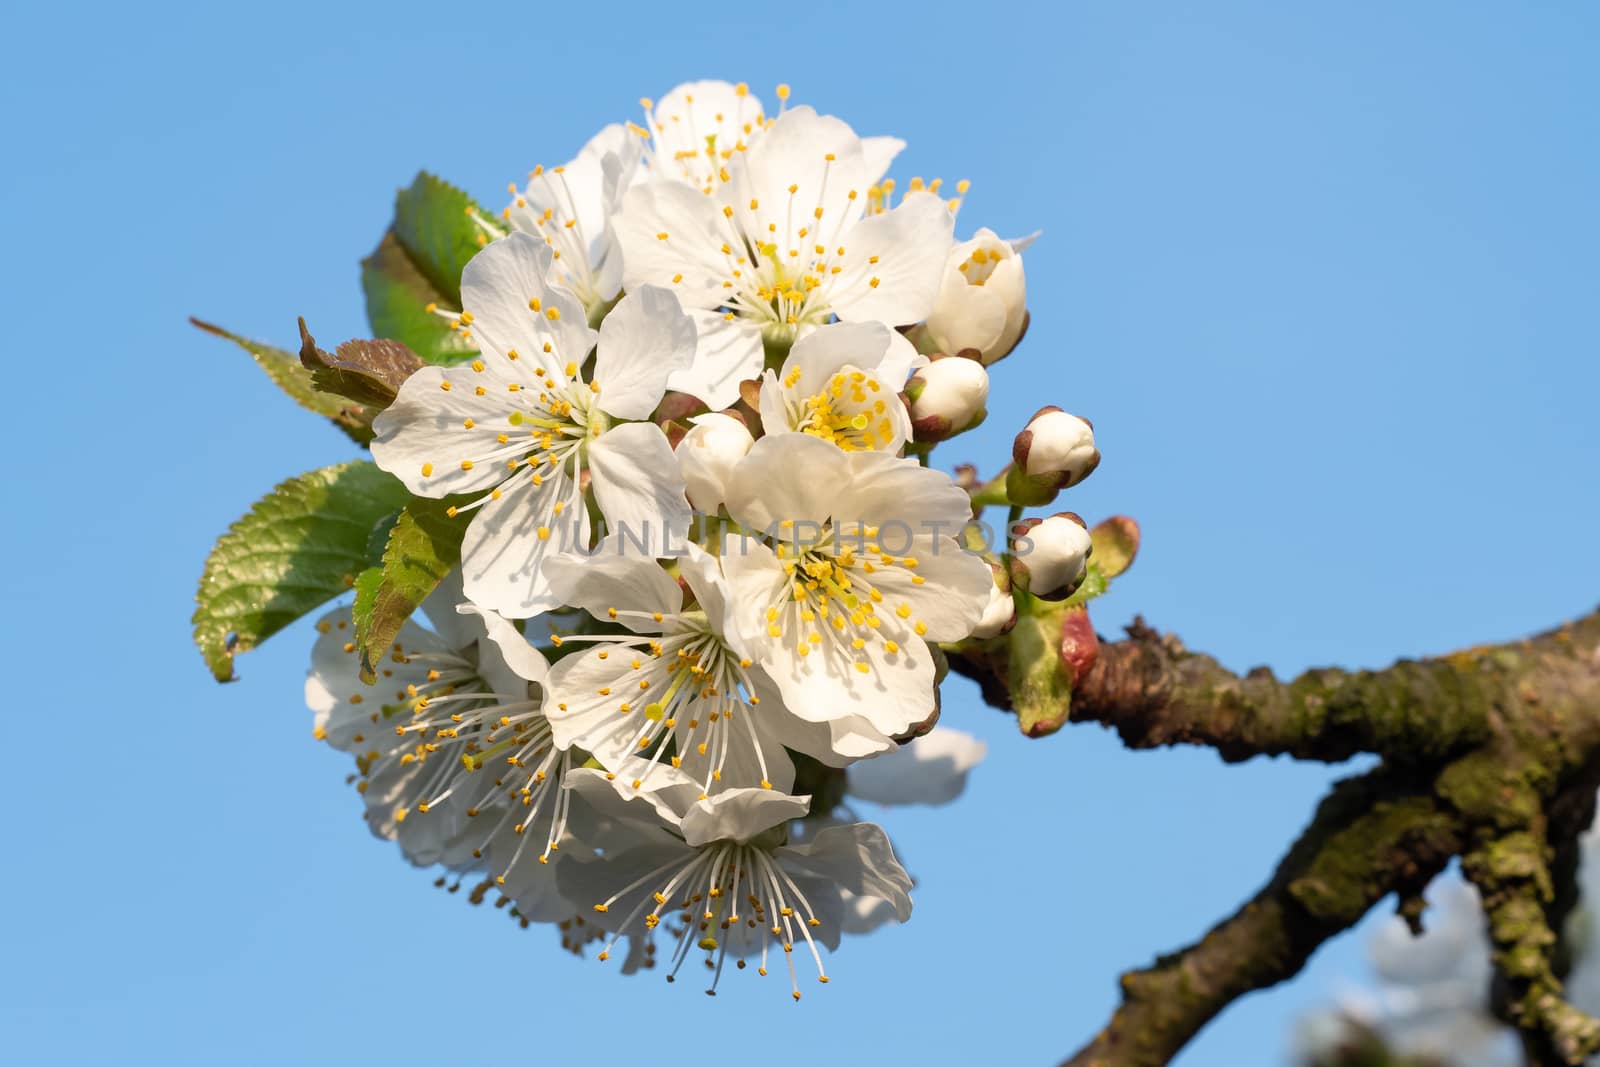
[193,461,410,681]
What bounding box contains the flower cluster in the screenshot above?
[270,79,1108,998]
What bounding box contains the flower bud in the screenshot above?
[969,563,1016,639]
[905,353,989,443]
[1008,512,1091,601]
[1006,407,1098,506]
[676,412,753,513]
[924,228,1031,365]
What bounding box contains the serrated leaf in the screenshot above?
[191,318,375,445]
[297,318,425,408]
[193,461,411,681]
[351,496,467,682]
[361,229,479,365]
[392,172,487,302]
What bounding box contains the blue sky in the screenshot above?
[3,2,1597,1064]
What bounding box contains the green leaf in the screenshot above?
[361,230,480,365]
[393,172,486,302]
[297,318,425,408]
[1089,515,1140,579]
[191,318,375,445]
[360,172,493,366]
[351,496,467,682]
[193,461,411,681]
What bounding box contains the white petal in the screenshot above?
[563,764,698,829]
[615,181,730,309]
[594,286,697,420]
[541,543,682,629]
[675,542,732,634]
[370,365,528,497]
[307,608,439,752]
[846,727,987,806]
[588,422,692,551]
[678,788,812,848]
[459,469,583,618]
[836,450,976,532]
[722,433,851,533]
[460,232,595,376]
[457,603,549,687]
[665,309,764,411]
[731,107,870,252]
[866,535,993,642]
[647,80,767,187]
[828,191,954,326]
[718,539,791,651]
[781,320,896,396]
[779,821,913,922]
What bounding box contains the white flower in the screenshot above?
[635,80,770,192]
[677,412,753,514]
[614,105,954,409]
[756,321,918,453]
[906,352,989,442]
[720,434,994,748]
[924,229,1034,364]
[846,726,987,807]
[306,588,581,887]
[1009,512,1092,600]
[504,125,644,317]
[541,541,855,796]
[558,768,912,998]
[371,233,697,618]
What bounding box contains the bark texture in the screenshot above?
[946,604,1600,1066]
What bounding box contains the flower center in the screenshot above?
[590,840,829,999]
[957,242,1007,287]
[763,524,931,675]
[353,644,574,877]
[785,367,896,452]
[552,616,774,795]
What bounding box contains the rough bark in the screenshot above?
[945,604,1600,1066]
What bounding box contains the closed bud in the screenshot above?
[676,412,753,513]
[1008,512,1091,601]
[906,353,989,443]
[969,563,1016,639]
[925,229,1032,365]
[1006,407,1098,506]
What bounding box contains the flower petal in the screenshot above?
[615,181,730,310]
[846,727,987,806]
[541,543,682,629]
[588,422,692,552]
[722,433,851,533]
[594,286,697,420]
[665,309,764,410]
[828,191,954,326]
[678,788,812,848]
[459,469,583,618]
[780,820,913,922]
[460,232,595,376]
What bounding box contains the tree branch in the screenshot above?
[1062,767,1463,1067]
[942,604,1600,1064]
